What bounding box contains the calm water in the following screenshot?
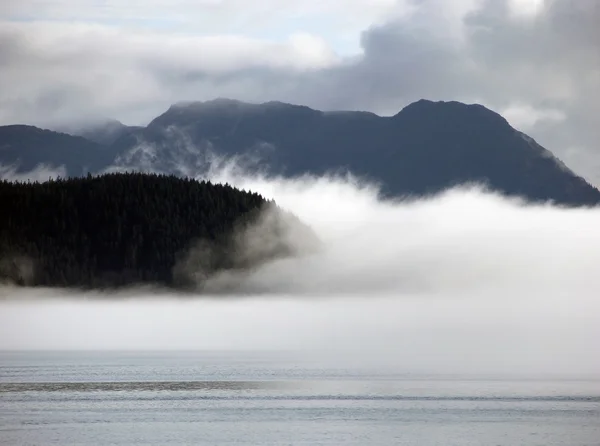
[0,351,599,445]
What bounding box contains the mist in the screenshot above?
[0,163,67,183]
[1,165,599,376]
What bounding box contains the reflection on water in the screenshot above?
[0,380,280,393]
[1,351,599,446]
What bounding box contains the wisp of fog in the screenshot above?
[0,161,599,376]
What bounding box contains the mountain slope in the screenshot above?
[112,98,599,205]
[0,125,116,176]
[382,100,599,204]
[62,119,144,146]
[2,99,598,206]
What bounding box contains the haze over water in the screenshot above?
[1,168,599,372]
[1,167,600,444]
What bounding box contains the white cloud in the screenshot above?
[1,172,599,376]
[508,0,546,17]
[501,103,566,130]
[0,163,66,182]
[1,0,406,54]
[0,21,340,126]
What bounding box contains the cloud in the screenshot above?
[0,21,339,127]
[500,104,566,130]
[1,0,400,25]
[1,169,599,376]
[2,293,599,376]
[196,167,600,297]
[0,163,66,182]
[0,0,598,183]
[1,0,404,54]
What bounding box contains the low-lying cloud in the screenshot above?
[198,166,600,296]
[0,163,67,182]
[0,163,599,376]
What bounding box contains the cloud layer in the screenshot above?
[1,169,599,376]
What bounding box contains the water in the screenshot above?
[1,351,599,445]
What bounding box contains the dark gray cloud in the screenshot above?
[278,0,600,182]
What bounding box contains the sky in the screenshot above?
[0,0,599,183]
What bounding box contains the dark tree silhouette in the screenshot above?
[0,172,309,290]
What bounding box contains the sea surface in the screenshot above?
[0,351,599,445]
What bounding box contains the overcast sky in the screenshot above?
[1,0,599,183]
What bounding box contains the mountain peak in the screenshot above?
[169,98,316,113]
[170,98,253,112]
[2,99,598,206]
[150,98,320,129]
[397,99,510,128]
[56,119,140,146]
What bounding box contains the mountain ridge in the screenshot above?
[1,99,598,206]
[0,124,115,175]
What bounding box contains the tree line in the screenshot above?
[0,172,281,289]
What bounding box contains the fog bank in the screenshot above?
[1,168,599,375]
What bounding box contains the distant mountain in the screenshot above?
[0,125,116,176]
[111,98,600,205]
[62,119,143,146]
[2,99,599,206]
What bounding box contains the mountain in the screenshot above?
[62,119,143,146]
[0,172,317,290]
[0,125,116,175]
[2,99,599,206]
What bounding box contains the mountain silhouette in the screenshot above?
[1,99,598,206]
[0,125,117,176]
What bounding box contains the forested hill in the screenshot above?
[0,172,314,290]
